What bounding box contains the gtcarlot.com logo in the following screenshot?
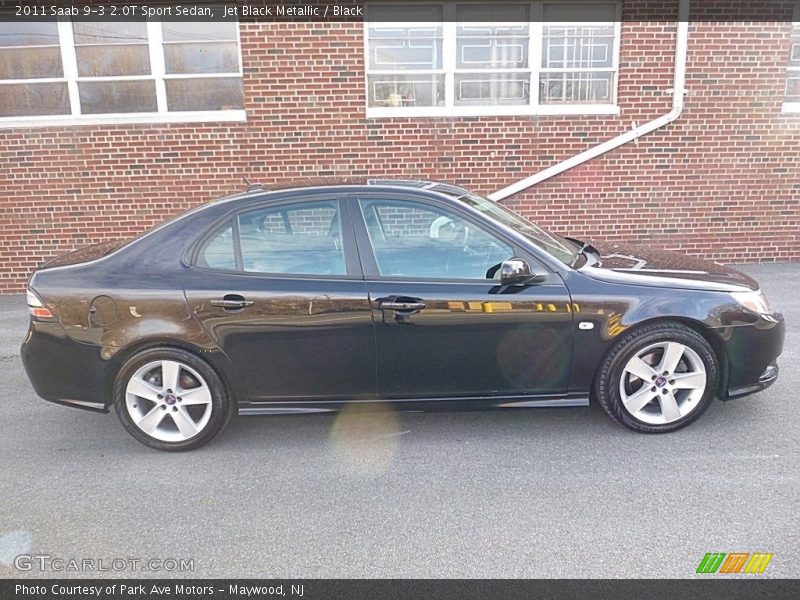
[13,554,195,573]
[696,552,773,574]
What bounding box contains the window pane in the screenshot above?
[543,25,615,69]
[792,42,800,67]
[456,5,530,69]
[368,5,443,71]
[0,21,59,47]
[165,77,244,111]
[0,47,63,79]
[76,45,151,77]
[455,73,530,105]
[197,221,236,270]
[72,21,148,45]
[368,26,443,70]
[540,71,613,104]
[457,36,529,69]
[78,80,157,114]
[0,20,62,81]
[786,73,800,102]
[367,74,444,107]
[238,201,346,276]
[359,200,513,280]
[0,82,69,117]
[161,21,238,42]
[164,42,239,74]
[540,4,617,107]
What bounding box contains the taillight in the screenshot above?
[26,288,53,319]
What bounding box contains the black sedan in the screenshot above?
[21,179,785,450]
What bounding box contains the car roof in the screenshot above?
[215,177,475,204]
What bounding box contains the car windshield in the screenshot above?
[438,187,579,265]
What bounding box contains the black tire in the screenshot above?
[594,321,719,433]
[113,347,232,451]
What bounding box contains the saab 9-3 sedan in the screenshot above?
[21,179,784,450]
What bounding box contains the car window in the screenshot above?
[197,220,236,270]
[359,199,514,280]
[238,200,346,276]
[428,186,578,266]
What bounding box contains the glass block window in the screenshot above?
[0,12,244,126]
[365,2,619,116]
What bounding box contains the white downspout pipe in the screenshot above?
[488,0,690,202]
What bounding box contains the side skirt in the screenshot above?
[44,397,109,413]
[238,393,589,416]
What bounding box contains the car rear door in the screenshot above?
[183,194,376,406]
[348,192,574,400]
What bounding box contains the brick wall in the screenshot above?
[1,1,798,293]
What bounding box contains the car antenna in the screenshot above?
[242,176,262,192]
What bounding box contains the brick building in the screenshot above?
[1,0,799,293]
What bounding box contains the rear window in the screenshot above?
[196,220,236,270]
[195,200,347,277]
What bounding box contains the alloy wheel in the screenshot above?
[618,341,708,425]
[125,360,213,442]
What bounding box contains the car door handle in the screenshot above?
[210,296,254,310]
[379,299,426,311]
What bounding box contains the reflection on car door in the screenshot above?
[184,196,376,405]
[350,194,574,400]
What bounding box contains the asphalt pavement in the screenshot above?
[0,262,797,579]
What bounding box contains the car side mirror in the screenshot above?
[500,259,543,286]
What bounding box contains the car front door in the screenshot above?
[184,195,375,406]
[349,193,574,400]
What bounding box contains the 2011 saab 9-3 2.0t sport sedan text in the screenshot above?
[22,179,784,451]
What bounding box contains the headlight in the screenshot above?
[730,289,775,316]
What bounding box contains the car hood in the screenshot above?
[578,241,759,292]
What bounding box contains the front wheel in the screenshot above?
[113,348,231,451]
[595,322,720,433]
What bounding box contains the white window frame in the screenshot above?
[782,4,800,114]
[0,18,246,128]
[364,1,621,118]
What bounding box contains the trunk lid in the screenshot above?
[37,241,121,270]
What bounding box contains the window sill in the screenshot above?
[781,102,800,114]
[366,104,621,119]
[0,110,247,129]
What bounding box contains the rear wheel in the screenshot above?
[595,322,719,433]
[113,348,231,451]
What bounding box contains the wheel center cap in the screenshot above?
[655,376,667,388]
[164,394,177,405]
